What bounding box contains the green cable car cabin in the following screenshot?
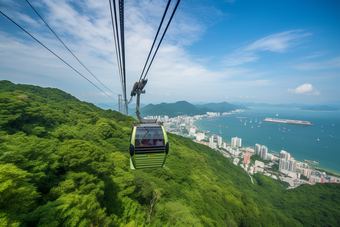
[129,123,169,170]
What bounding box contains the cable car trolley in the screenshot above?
[129,79,169,170]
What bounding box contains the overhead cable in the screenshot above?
[25,0,117,95]
[0,10,117,102]
[143,0,181,80]
[109,0,128,114]
[119,0,128,114]
[109,0,123,89]
[139,0,172,82]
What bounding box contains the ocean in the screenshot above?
[194,107,340,174]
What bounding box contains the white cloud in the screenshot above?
[225,96,228,99]
[294,56,340,70]
[225,30,311,66]
[165,93,170,96]
[287,83,320,95]
[239,96,243,98]
[246,30,311,53]
[300,51,328,60]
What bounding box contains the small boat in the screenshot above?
[219,129,222,135]
[269,137,271,139]
[251,125,254,129]
[317,138,320,141]
[288,129,290,131]
[332,124,335,126]
[279,127,280,130]
[329,135,333,138]
[283,131,285,133]
[258,125,260,127]
[321,130,323,132]
[259,120,262,124]
[244,121,247,126]
[282,137,284,139]
[250,118,252,123]
[255,118,257,122]
[276,113,278,116]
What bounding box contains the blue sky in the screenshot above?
[0,0,339,106]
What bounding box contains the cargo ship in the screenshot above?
[263,118,313,126]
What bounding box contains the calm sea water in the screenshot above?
[194,108,340,174]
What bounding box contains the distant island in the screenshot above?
[301,105,339,111]
[230,102,340,110]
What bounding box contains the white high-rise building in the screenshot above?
[231,137,242,147]
[196,133,205,141]
[280,150,287,159]
[189,128,196,136]
[289,160,296,172]
[164,115,169,122]
[217,136,222,147]
[261,145,268,160]
[237,138,242,147]
[231,137,237,147]
[279,150,296,173]
[209,136,214,148]
[255,144,261,155]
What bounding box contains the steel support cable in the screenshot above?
[26,0,117,95]
[138,0,172,82]
[119,0,128,115]
[109,0,127,114]
[0,11,117,102]
[109,0,123,90]
[143,0,181,80]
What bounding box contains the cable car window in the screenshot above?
[135,127,164,147]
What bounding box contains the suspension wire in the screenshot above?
[119,0,128,115]
[143,0,181,80]
[138,0,172,82]
[25,0,117,95]
[0,10,117,102]
[109,0,128,115]
[109,0,123,91]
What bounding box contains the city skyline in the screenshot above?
[1,0,339,105]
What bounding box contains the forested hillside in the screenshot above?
[1,81,339,227]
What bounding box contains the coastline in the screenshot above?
[191,114,340,176]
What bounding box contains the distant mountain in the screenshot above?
[196,101,248,112]
[301,105,339,111]
[140,101,247,118]
[140,101,215,118]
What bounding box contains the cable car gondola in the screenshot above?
[129,123,169,170]
[129,79,169,170]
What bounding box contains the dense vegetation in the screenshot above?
[1,80,340,227]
